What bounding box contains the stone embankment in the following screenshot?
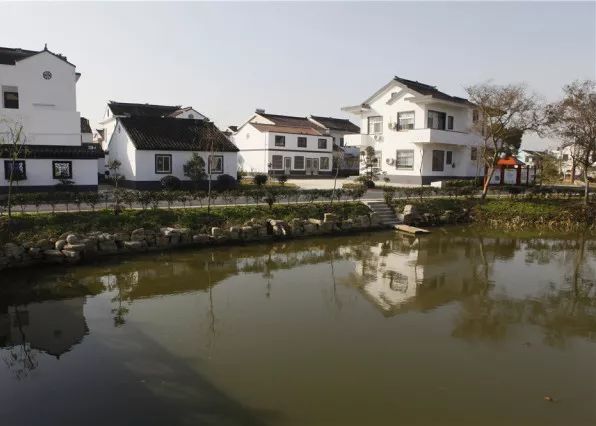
[0,213,383,271]
[397,204,471,226]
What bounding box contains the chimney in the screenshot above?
[255,108,265,114]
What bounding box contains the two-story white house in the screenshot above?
[103,102,237,189]
[342,76,484,185]
[307,115,360,176]
[232,110,335,177]
[0,45,101,192]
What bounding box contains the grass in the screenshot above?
[0,202,370,244]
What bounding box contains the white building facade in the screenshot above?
[233,111,334,177]
[343,76,484,185]
[0,46,100,192]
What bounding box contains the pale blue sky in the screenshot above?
[1,1,594,148]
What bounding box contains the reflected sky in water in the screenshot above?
[0,228,595,426]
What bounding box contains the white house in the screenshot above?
[106,110,238,190]
[0,45,101,192]
[307,115,360,176]
[342,76,484,185]
[232,110,335,177]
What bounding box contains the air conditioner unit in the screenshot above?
[386,158,395,166]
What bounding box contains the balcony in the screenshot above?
[344,133,380,148]
[400,128,478,146]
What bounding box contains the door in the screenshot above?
[312,158,319,175]
[284,157,291,175]
[305,158,313,175]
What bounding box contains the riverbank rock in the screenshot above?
[62,249,81,263]
[192,234,210,244]
[43,249,64,263]
[130,228,145,242]
[324,213,338,223]
[66,234,81,245]
[124,240,146,251]
[98,240,118,253]
[3,243,24,259]
[229,226,241,240]
[369,212,382,227]
[63,243,86,252]
[211,227,223,238]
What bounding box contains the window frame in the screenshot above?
[432,150,445,171]
[470,147,478,161]
[447,116,454,130]
[446,151,453,165]
[395,150,414,170]
[155,154,172,174]
[271,155,284,170]
[274,135,286,147]
[52,160,73,179]
[427,110,446,130]
[317,138,328,150]
[3,90,19,109]
[297,137,307,148]
[4,160,26,180]
[339,137,344,147]
[319,157,330,170]
[397,111,415,131]
[208,155,224,174]
[367,116,383,135]
[294,156,305,170]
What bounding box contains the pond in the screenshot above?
[0,228,595,426]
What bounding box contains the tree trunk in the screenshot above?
[481,167,494,200]
[331,159,340,205]
[583,166,589,205]
[571,161,576,183]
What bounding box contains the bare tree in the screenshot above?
[0,119,28,218]
[465,82,544,198]
[546,80,596,204]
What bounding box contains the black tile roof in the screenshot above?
[394,76,472,106]
[310,116,360,133]
[119,117,239,152]
[108,101,181,117]
[80,117,92,134]
[0,46,74,66]
[0,143,104,159]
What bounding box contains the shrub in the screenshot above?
[276,175,289,186]
[160,175,181,191]
[253,174,268,187]
[216,174,237,190]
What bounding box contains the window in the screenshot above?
[271,155,283,169]
[294,156,305,169]
[155,154,172,174]
[473,110,479,123]
[318,138,327,149]
[446,151,453,165]
[274,135,285,147]
[562,154,569,161]
[471,147,478,161]
[4,160,26,180]
[52,161,72,179]
[320,157,330,170]
[297,137,307,148]
[427,110,446,130]
[432,150,445,171]
[447,116,454,130]
[339,137,344,147]
[188,114,194,119]
[367,116,383,134]
[3,90,19,109]
[209,155,224,174]
[397,111,415,130]
[395,150,414,170]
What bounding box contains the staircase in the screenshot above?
[365,201,400,227]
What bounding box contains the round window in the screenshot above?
[43,71,52,80]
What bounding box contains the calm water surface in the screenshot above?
[0,228,595,425]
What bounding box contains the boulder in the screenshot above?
[403,204,418,216]
[35,239,53,251]
[98,240,118,253]
[124,240,146,251]
[156,235,170,247]
[55,239,67,250]
[66,234,81,245]
[192,234,211,244]
[43,249,64,263]
[61,249,81,259]
[211,227,223,237]
[63,243,86,252]
[228,226,241,240]
[113,232,130,242]
[341,219,354,231]
[323,213,338,223]
[28,247,43,259]
[241,226,256,240]
[303,223,317,235]
[130,228,145,241]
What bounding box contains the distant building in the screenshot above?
[0,45,102,192]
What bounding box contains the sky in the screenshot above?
[1,1,594,149]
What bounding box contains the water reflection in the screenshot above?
[0,230,595,424]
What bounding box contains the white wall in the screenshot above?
[233,123,269,173]
[0,158,98,188]
[134,150,237,181]
[0,51,81,146]
[107,121,136,179]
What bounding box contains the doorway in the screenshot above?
[284,157,291,175]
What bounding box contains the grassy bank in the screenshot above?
[0,202,370,244]
[392,198,595,232]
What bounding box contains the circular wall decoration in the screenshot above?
[42,71,52,80]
